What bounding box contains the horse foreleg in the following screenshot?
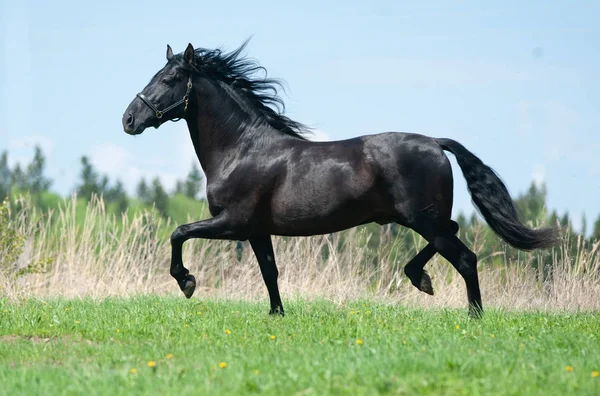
[169,213,250,298]
[250,235,284,315]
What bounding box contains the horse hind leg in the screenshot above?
[434,231,482,318]
[409,215,482,318]
[404,220,459,295]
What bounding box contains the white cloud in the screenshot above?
[532,164,545,188]
[8,135,55,155]
[90,143,130,176]
[4,135,55,173]
[90,141,184,195]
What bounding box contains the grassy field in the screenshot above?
[2,197,600,394]
[1,297,599,395]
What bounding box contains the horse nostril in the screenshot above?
[127,113,134,125]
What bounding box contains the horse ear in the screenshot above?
[184,43,195,65]
[166,44,173,61]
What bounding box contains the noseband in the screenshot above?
[136,77,193,122]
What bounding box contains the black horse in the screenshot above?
[122,41,560,317]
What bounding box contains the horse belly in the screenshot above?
[267,184,391,236]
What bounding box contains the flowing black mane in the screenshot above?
[175,40,310,140]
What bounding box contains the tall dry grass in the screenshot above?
[1,195,599,311]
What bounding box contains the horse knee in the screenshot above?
[170,226,187,246]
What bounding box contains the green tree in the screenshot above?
[106,180,128,214]
[592,215,600,241]
[99,175,109,198]
[469,213,479,227]
[549,210,559,228]
[136,178,151,205]
[76,156,100,200]
[560,212,570,230]
[455,212,468,239]
[184,163,204,199]
[151,177,169,218]
[25,145,52,196]
[515,182,547,225]
[174,180,185,195]
[12,164,27,192]
[0,151,11,199]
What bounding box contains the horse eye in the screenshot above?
[162,74,182,84]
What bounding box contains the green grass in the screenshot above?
[1,297,599,395]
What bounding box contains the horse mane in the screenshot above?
[178,39,311,140]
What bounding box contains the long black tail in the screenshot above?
[436,138,560,251]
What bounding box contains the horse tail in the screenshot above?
[436,138,560,251]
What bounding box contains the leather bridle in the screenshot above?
[136,76,193,122]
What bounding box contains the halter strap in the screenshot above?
[136,77,193,121]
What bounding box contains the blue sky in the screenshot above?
[1,0,599,232]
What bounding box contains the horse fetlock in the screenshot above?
[170,266,188,279]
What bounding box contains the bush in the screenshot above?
[0,198,26,273]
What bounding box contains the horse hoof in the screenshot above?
[418,271,434,296]
[269,307,285,316]
[180,275,196,299]
[468,304,483,319]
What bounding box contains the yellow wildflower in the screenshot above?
[224,329,232,335]
[166,353,173,359]
[455,325,459,330]
[270,335,276,340]
[565,365,574,372]
[356,339,363,345]
[219,362,227,368]
[130,368,137,374]
[592,370,598,377]
[147,361,156,368]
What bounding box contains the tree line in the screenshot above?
[2,145,600,245]
[0,145,204,219]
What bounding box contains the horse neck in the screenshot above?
[184,79,271,180]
